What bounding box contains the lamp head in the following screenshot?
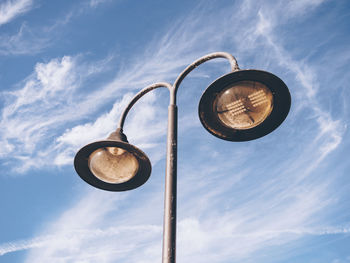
[74,129,151,191]
[199,70,291,141]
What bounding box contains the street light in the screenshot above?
[74,52,291,263]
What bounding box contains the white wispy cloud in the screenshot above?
[0,55,114,171]
[286,0,328,16]
[0,179,347,260]
[89,0,112,8]
[2,221,349,258]
[0,0,33,26]
[1,56,77,154]
[0,23,50,55]
[252,6,345,167]
[0,0,114,56]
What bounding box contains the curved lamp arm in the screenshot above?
[118,52,238,129]
[172,52,239,104]
[118,82,173,130]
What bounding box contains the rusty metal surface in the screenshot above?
[172,52,239,104]
[162,104,178,263]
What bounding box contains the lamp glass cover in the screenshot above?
[88,147,139,183]
[214,81,273,130]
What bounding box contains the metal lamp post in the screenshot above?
[74,52,291,263]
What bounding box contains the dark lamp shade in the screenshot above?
[199,70,291,141]
[74,140,151,191]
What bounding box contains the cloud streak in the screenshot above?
[0,0,33,26]
[0,23,50,55]
[1,222,349,257]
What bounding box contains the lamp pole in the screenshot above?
[74,52,290,263]
[164,53,238,263]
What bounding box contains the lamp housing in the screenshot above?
[74,130,151,191]
[198,69,291,141]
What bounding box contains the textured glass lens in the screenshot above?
[215,81,273,130]
[88,147,139,184]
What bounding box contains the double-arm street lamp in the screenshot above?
[74,52,291,263]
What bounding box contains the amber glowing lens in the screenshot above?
[214,81,273,130]
[88,147,139,184]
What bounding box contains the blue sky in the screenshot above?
[0,0,350,262]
